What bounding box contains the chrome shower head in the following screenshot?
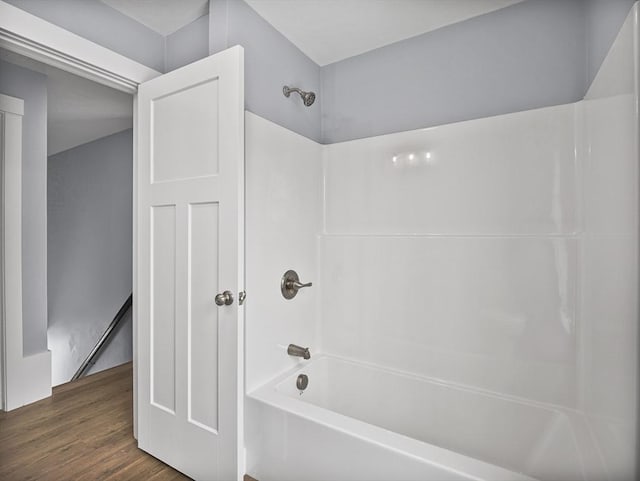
[301,90,316,107]
[283,85,316,107]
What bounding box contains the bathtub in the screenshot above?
[247,355,605,481]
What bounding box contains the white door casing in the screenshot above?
[0,0,160,93]
[136,46,244,480]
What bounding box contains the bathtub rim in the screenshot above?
[248,353,544,481]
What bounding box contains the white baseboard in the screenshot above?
[4,349,52,411]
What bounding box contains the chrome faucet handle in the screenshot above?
[291,280,312,289]
[281,270,312,299]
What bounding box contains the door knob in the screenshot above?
[215,290,234,306]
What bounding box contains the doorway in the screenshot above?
[0,49,135,387]
[0,47,191,480]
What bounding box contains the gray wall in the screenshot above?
[207,0,634,144]
[322,0,575,143]
[165,15,210,72]
[321,0,636,143]
[0,60,48,357]
[48,129,133,385]
[4,0,165,72]
[209,0,322,143]
[5,0,635,144]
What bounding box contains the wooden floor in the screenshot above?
[0,362,191,481]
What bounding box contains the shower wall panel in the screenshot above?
[245,112,323,392]
[579,5,638,478]
[324,104,578,236]
[321,103,580,407]
[320,235,579,407]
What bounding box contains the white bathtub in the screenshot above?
[247,355,605,481]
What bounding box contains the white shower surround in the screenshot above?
[244,4,638,479]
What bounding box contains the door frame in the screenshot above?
[0,0,160,426]
[0,1,160,93]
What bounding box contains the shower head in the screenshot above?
[301,91,316,107]
[283,85,316,107]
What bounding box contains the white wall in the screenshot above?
[48,129,133,386]
[245,113,322,392]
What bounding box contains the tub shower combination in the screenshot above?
[245,7,639,481]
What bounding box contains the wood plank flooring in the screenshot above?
[0,362,191,481]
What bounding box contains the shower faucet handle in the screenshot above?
[281,270,312,299]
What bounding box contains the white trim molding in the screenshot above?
[0,93,51,411]
[0,0,161,93]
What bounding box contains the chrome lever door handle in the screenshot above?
[215,290,234,306]
[291,280,312,289]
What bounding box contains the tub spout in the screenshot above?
[287,344,311,360]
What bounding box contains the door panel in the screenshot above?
[151,204,176,413]
[188,202,220,432]
[136,46,244,481]
[152,78,220,182]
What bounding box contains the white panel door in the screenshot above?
[136,46,244,481]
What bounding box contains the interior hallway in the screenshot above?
[0,363,190,481]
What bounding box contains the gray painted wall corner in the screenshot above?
[165,15,210,72]
[209,0,322,143]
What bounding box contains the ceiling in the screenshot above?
[94,0,524,64]
[244,0,525,66]
[99,0,209,36]
[0,51,133,156]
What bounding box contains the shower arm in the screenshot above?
[283,86,304,97]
